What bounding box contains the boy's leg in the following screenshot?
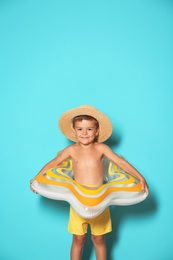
[68,207,88,259]
[92,234,106,260]
[70,234,86,260]
[89,207,112,260]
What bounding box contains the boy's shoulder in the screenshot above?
[94,142,113,155]
[63,143,80,153]
[94,142,110,151]
[64,143,76,151]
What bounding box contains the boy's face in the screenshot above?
[73,119,99,144]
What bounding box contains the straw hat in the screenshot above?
[58,105,112,142]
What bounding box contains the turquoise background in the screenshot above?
[1,0,173,259]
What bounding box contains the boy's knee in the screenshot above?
[73,234,86,247]
[91,235,105,246]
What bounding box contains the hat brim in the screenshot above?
[58,105,112,142]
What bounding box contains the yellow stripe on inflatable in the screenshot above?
[42,168,138,195]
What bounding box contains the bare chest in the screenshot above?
[72,148,103,169]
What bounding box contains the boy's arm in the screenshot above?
[30,146,72,193]
[101,144,149,195]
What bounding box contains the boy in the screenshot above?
[30,105,149,260]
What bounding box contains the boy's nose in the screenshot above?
[82,129,87,135]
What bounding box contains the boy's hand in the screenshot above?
[140,179,149,196]
[30,179,38,194]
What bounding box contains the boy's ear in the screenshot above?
[96,128,100,136]
[71,125,75,134]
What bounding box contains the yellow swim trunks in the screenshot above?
[68,206,112,236]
